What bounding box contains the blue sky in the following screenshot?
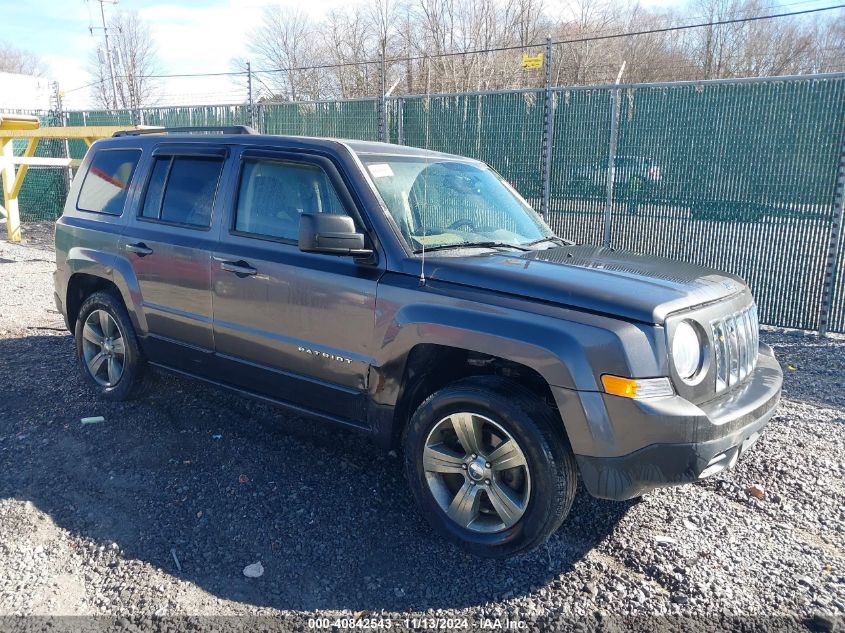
[1,0,352,107]
[0,0,838,108]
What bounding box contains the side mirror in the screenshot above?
[298,213,373,257]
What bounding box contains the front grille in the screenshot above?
[712,304,759,393]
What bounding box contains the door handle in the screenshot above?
[217,259,257,276]
[125,242,153,256]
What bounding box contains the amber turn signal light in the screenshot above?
[601,375,674,399]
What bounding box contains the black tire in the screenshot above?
[74,289,146,401]
[403,376,578,558]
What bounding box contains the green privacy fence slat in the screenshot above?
[65,107,253,160]
[138,105,250,128]
[261,100,379,140]
[546,88,613,245]
[603,78,845,332]
[9,75,845,332]
[65,110,134,161]
[397,90,545,208]
[386,91,544,231]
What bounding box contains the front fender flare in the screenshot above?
[373,302,631,401]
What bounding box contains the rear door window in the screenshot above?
[140,156,224,228]
[77,149,141,215]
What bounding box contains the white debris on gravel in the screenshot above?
[0,226,843,629]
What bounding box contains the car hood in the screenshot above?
[426,245,747,324]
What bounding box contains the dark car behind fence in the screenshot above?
[3,73,844,333]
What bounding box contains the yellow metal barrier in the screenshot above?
[0,115,149,242]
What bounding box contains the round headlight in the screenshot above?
[672,321,703,381]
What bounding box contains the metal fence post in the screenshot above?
[540,35,554,219]
[54,84,74,191]
[397,97,405,145]
[603,87,622,247]
[247,61,256,129]
[60,108,73,190]
[819,127,845,336]
[378,55,388,143]
[601,63,628,248]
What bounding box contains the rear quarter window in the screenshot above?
[76,149,141,215]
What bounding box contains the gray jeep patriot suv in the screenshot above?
[54,126,783,558]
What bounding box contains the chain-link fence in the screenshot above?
[381,76,845,333]
[545,77,845,333]
[0,110,71,227]
[4,73,844,333]
[262,99,380,140]
[394,90,546,205]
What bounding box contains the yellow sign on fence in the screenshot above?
[522,52,544,70]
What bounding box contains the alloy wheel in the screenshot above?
[81,309,126,387]
[423,412,531,533]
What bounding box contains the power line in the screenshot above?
[64,2,845,92]
[249,2,845,74]
[65,72,248,94]
[64,78,109,94]
[139,70,247,79]
[380,3,845,67]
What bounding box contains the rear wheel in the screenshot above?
[403,376,578,558]
[75,290,145,401]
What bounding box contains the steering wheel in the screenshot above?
[448,218,476,231]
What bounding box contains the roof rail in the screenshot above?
[112,125,257,137]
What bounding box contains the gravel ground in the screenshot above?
[0,223,843,632]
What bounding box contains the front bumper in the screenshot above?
[567,345,783,500]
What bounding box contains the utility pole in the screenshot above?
[90,0,120,109]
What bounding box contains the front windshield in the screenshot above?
[359,154,556,253]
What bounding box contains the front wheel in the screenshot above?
[403,376,578,558]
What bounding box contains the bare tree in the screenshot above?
[0,42,44,76]
[248,6,325,101]
[241,0,844,101]
[738,9,815,76]
[679,0,821,79]
[811,14,845,73]
[599,5,688,84]
[324,7,380,98]
[553,0,621,85]
[412,0,522,92]
[88,11,159,109]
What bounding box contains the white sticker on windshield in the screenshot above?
[368,163,394,178]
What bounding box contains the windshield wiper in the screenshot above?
[524,236,574,247]
[413,241,531,254]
